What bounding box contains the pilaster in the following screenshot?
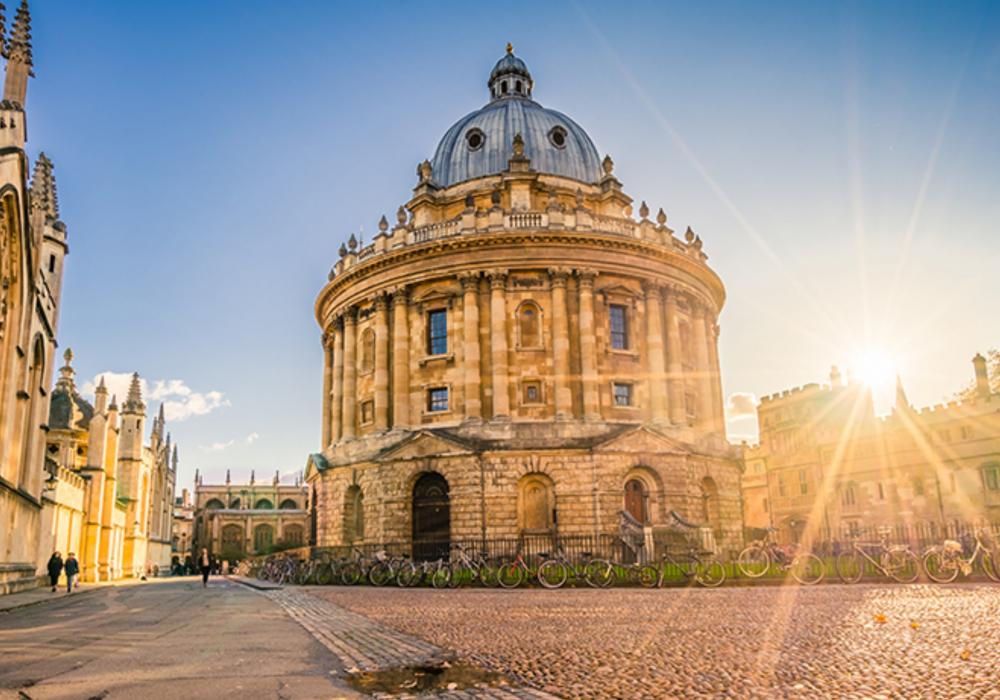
[549,268,572,419]
[373,295,390,431]
[391,288,410,428]
[488,270,510,419]
[576,269,600,420]
[459,273,482,421]
[341,308,358,439]
[643,282,668,421]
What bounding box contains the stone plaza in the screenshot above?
[2,578,999,699]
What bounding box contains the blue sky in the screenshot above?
[28,1,1000,489]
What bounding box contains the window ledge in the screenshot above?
[608,349,640,360]
[419,353,454,366]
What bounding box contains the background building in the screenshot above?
[42,350,178,580]
[192,471,309,560]
[0,3,71,595]
[306,48,743,558]
[171,488,194,570]
[743,355,1000,542]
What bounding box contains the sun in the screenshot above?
[852,349,897,388]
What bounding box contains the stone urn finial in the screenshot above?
[602,154,614,175]
[656,208,667,226]
[396,206,408,225]
[348,233,358,251]
[639,201,649,220]
[378,214,389,232]
[512,132,525,158]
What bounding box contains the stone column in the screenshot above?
[460,273,482,421]
[341,308,358,439]
[665,289,686,425]
[643,282,668,421]
[391,288,410,428]
[321,332,333,447]
[489,270,510,419]
[707,315,726,434]
[549,268,572,419]
[373,295,390,431]
[577,269,600,420]
[330,319,344,444]
[691,301,715,432]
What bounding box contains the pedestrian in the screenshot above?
[47,551,63,592]
[199,548,212,588]
[64,553,79,593]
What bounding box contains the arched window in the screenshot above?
[229,497,241,509]
[343,485,364,543]
[279,498,299,510]
[517,302,542,349]
[700,476,719,526]
[254,498,273,510]
[222,524,244,554]
[19,336,46,487]
[412,473,450,560]
[253,524,274,553]
[204,498,225,509]
[283,524,304,546]
[624,479,648,524]
[360,328,375,373]
[517,473,554,533]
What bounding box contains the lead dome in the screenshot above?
[429,47,603,188]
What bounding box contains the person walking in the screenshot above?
[64,553,79,593]
[47,552,63,592]
[199,548,212,587]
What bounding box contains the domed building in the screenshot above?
[306,47,743,557]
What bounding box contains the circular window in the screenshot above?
[466,128,485,152]
[548,126,567,149]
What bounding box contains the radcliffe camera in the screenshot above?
[0,3,998,699]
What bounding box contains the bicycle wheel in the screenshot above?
[737,546,770,579]
[497,562,525,589]
[922,549,959,583]
[395,562,419,587]
[340,562,363,586]
[887,550,920,583]
[836,552,864,583]
[315,563,333,586]
[789,553,824,585]
[982,551,1000,583]
[368,561,395,587]
[479,559,501,588]
[584,559,615,588]
[431,563,451,589]
[637,564,659,588]
[447,562,466,588]
[537,559,569,589]
[695,558,726,588]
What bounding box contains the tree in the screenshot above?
[955,348,1000,400]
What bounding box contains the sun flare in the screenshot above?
[852,349,897,388]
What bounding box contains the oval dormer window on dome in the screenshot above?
[466,128,485,152]
[548,125,568,149]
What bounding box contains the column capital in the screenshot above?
[390,286,409,306]
[458,271,481,291]
[641,280,663,300]
[548,267,570,288]
[576,268,597,288]
[690,298,709,318]
[321,332,334,350]
[373,293,389,312]
[488,269,508,289]
[343,306,359,324]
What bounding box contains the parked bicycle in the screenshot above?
[448,543,499,588]
[536,544,604,589]
[368,549,410,586]
[922,528,1000,583]
[396,556,450,588]
[737,528,825,585]
[496,543,546,588]
[836,528,920,583]
[640,546,726,588]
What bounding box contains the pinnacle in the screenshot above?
[30,152,58,219]
[8,0,32,68]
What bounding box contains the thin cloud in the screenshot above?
[81,372,230,422]
[726,392,758,419]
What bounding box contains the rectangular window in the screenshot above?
[609,304,629,350]
[48,254,56,273]
[522,381,542,405]
[427,387,449,413]
[985,466,1000,491]
[798,469,808,495]
[613,382,633,407]
[360,400,374,425]
[427,309,447,355]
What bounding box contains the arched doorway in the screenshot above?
[221,524,244,555]
[412,473,450,561]
[624,479,648,524]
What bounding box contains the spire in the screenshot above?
[55,347,75,391]
[3,0,33,106]
[194,468,200,487]
[108,394,118,412]
[123,372,145,415]
[0,4,7,58]
[94,374,109,414]
[225,469,231,485]
[273,469,280,486]
[29,153,58,220]
[172,443,178,470]
[894,375,910,411]
[250,469,255,485]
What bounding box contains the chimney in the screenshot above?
[973,353,990,399]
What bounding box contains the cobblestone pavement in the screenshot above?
[268,587,558,699]
[305,583,1000,700]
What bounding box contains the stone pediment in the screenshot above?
[594,425,689,455]
[597,284,642,301]
[375,430,474,462]
[413,286,460,306]
[304,453,330,480]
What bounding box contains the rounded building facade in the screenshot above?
[306,48,743,556]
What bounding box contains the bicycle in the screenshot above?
[396,556,450,588]
[922,528,1000,583]
[536,544,601,589]
[447,543,500,588]
[642,546,727,588]
[737,529,825,585]
[367,549,409,586]
[836,529,920,583]
[338,546,371,585]
[496,544,546,589]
